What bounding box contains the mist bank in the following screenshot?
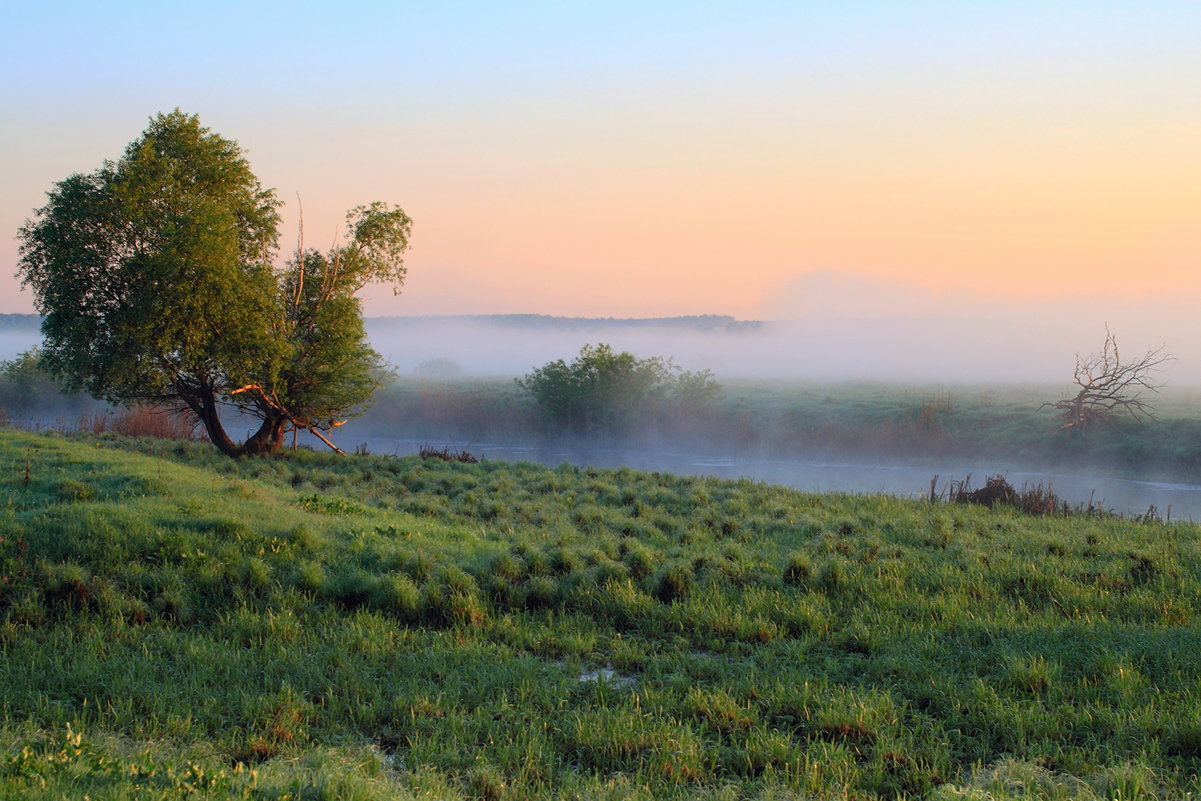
[345,377,1201,484]
[368,269,1201,385]
[6,304,1197,385]
[365,311,1201,387]
[0,314,43,363]
[5,363,1201,509]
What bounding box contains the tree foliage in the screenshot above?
[16,110,410,455]
[517,343,721,434]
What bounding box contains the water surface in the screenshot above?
[349,435,1201,521]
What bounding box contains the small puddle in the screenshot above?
[576,665,638,688]
[370,744,406,775]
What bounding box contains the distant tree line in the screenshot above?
[0,314,41,332]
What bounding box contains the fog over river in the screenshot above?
[8,309,1201,519]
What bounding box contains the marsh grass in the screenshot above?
[1,428,1201,798]
[56,405,202,441]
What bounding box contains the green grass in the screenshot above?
[2,428,1201,798]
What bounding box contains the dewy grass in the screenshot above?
[2,427,1201,798]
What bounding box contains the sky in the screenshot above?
[2,2,1199,335]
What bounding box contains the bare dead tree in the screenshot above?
[1046,327,1173,433]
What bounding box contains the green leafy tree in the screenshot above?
[239,203,412,453]
[16,110,410,455]
[517,343,720,434]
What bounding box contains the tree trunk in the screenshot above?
[181,386,285,457]
[241,413,288,455]
[188,392,241,456]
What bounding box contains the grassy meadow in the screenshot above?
[2,427,1201,799]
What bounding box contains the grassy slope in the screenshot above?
[1,429,1200,800]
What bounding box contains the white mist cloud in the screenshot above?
[0,331,43,362]
[756,270,1199,384]
[3,265,1195,388]
[359,271,1197,387]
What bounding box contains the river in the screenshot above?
[346,435,1201,521]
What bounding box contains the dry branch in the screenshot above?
[1045,327,1172,433]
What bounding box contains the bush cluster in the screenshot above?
[516,343,720,435]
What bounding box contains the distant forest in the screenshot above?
[0,313,763,334]
[0,314,39,331]
[369,314,762,332]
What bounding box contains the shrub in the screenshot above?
[516,343,720,434]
